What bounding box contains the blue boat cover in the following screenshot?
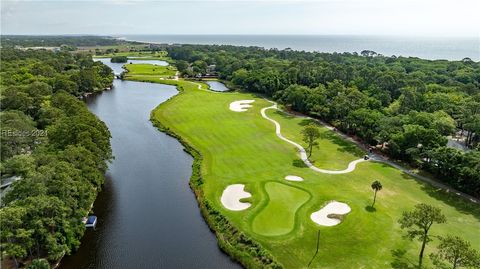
[86,216,97,224]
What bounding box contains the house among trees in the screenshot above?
[207,64,216,73]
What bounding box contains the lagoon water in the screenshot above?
[206,81,230,92]
[59,61,239,269]
[94,58,168,76]
[122,34,480,61]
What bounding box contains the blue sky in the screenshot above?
[1,0,479,37]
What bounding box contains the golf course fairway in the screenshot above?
[252,182,310,236]
[144,78,480,268]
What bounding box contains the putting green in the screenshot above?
[131,71,479,268]
[252,182,310,236]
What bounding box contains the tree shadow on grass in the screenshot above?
[397,171,480,222]
[293,159,308,168]
[274,110,364,157]
[273,110,312,125]
[299,118,313,126]
[391,249,418,269]
[319,131,364,157]
[273,110,295,120]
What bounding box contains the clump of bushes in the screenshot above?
[110,56,128,63]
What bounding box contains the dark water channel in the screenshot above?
[59,61,240,269]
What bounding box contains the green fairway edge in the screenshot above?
[149,81,284,269]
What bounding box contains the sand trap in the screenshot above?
[229,100,255,112]
[285,175,304,182]
[310,201,351,226]
[221,184,252,211]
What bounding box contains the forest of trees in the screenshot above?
[0,35,134,48]
[0,48,113,268]
[166,45,480,198]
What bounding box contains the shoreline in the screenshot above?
[113,35,480,62]
[148,80,282,269]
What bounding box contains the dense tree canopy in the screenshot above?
[0,35,137,48]
[0,48,113,268]
[166,44,480,198]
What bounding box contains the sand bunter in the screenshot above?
[310,201,351,226]
[230,100,255,112]
[221,184,252,211]
[285,175,304,181]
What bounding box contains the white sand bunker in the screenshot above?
[310,201,351,226]
[221,184,252,211]
[285,175,304,182]
[229,100,255,112]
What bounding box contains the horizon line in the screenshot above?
[1,33,479,39]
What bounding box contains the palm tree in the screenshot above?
[371,180,383,207]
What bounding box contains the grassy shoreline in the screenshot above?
[149,80,283,269]
[122,61,479,268]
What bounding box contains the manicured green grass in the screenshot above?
[252,182,310,236]
[123,64,177,79]
[268,110,364,170]
[146,78,480,268]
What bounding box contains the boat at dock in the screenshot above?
[84,216,97,228]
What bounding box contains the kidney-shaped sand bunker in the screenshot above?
[221,184,252,211]
[310,201,351,226]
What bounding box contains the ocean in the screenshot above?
[121,35,479,61]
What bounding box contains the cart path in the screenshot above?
[260,102,366,174]
[261,101,479,204]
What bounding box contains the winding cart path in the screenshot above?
[261,102,366,174]
[261,101,479,204]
